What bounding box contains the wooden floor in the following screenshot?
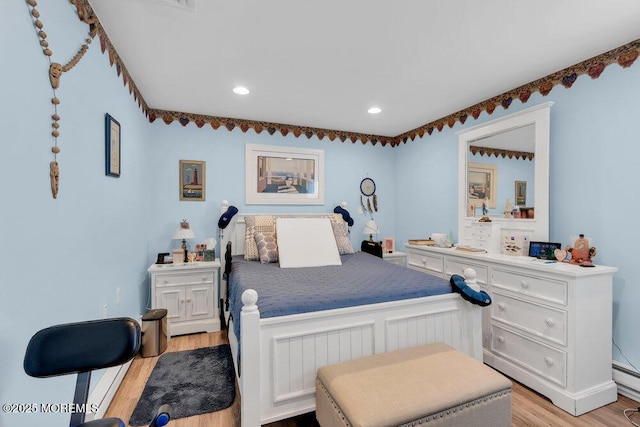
[106,331,640,426]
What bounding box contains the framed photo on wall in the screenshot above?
[179,160,206,201]
[467,162,497,209]
[105,113,121,177]
[245,143,325,205]
[515,180,527,206]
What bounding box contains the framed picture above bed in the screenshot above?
[245,143,325,205]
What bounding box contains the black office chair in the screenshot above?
[24,317,170,427]
[361,240,383,258]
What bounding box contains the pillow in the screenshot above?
[254,231,278,264]
[276,217,342,268]
[244,213,345,260]
[244,215,276,260]
[331,221,355,254]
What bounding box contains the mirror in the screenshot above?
[457,102,553,243]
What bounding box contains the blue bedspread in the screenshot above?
[228,251,453,344]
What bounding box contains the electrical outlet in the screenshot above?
[116,288,121,304]
[103,304,108,318]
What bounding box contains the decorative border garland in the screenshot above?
[82,0,639,148]
[469,146,534,161]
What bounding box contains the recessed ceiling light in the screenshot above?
[233,86,250,95]
[368,106,382,114]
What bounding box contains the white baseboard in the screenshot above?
[613,361,640,403]
[84,359,133,421]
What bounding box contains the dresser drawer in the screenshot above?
[492,292,567,346]
[445,259,488,285]
[491,324,566,387]
[156,271,214,287]
[407,251,444,274]
[491,268,567,305]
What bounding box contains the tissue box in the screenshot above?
[203,249,216,261]
[503,235,529,256]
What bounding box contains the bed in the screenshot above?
[220,212,483,426]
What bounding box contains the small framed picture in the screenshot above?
[105,113,121,177]
[195,244,206,261]
[383,237,395,253]
[179,160,206,201]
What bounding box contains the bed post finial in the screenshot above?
[463,267,479,292]
[242,289,259,312]
[341,201,347,208]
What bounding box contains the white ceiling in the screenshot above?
[88,0,640,138]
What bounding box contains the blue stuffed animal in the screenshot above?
[449,274,492,306]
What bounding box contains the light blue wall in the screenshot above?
[1,3,395,426]
[395,63,640,371]
[143,122,397,278]
[1,2,152,425]
[2,1,640,426]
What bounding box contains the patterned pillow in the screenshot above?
[331,221,355,254]
[255,231,279,264]
[244,215,276,260]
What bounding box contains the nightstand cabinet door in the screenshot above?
[187,284,214,320]
[156,286,186,323]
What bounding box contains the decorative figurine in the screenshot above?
[504,198,513,218]
[479,198,492,222]
[566,234,596,267]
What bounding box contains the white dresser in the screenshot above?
[148,260,221,336]
[405,243,618,416]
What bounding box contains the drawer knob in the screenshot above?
[497,336,505,344]
[520,280,529,289]
[202,276,207,281]
[163,279,169,284]
[421,257,427,265]
[498,302,506,311]
[544,318,554,327]
[544,357,554,366]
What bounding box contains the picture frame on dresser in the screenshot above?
[383,237,395,253]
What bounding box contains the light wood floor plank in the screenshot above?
[106,331,639,426]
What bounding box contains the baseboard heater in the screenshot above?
[613,361,640,403]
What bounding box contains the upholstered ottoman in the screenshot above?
[316,342,512,427]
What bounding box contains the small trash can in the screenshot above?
[141,308,168,358]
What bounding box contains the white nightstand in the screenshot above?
[382,251,407,267]
[148,260,221,336]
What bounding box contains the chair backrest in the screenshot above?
[361,240,383,258]
[24,317,141,378]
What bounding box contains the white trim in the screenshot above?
[84,360,133,421]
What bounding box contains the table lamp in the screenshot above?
[363,219,379,242]
[173,219,195,262]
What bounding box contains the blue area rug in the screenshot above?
[129,344,235,425]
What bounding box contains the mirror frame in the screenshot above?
[457,102,553,243]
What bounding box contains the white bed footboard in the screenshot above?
[233,271,483,427]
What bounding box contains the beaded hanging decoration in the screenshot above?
[25,0,97,199]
